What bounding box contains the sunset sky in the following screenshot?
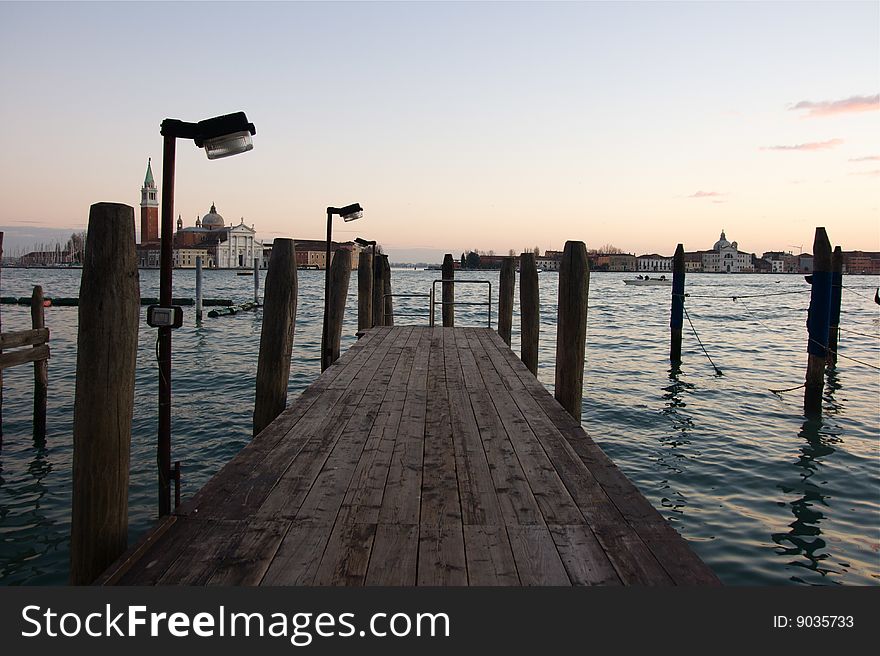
[0,1,877,261]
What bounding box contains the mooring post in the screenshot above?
[372,254,385,327]
[442,253,455,327]
[195,256,203,322]
[254,257,260,304]
[254,239,298,436]
[670,243,685,364]
[358,248,373,331]
[827,246,843,367]
[0,230,4,446]
[520,252,539,376]
[31,285,47,440]
[70,202,139,585]
[555,241,589,420]
[803,227,832,416]
[382,255,394,326]
[498,256,515,346]
[322,248,351,370]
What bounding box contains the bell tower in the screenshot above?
[140,158,159,244]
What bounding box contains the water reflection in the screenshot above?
[656,368,695,515]
[772,416,843,583]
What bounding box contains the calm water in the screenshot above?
[0,267,877,585]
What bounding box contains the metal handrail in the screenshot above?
[381,292,432,325]
[430,279,492,327]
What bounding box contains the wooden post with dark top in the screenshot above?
[254,238,298,436]
[31,285,47,440]
[803,227,832,417]
[195,256,203,322]
[254,257,260,304]
[442,253,455,327]
[1,231,4,445]
[358,248,373,331]
[827,246,843,367]
[382,255,394,326]
[520,252,539,376]
[498,256,515,345]
[70,202,140,585]
[322,248,351,370]
[555,241,589,420]
[372,254,385,327]
[670,243,685,365]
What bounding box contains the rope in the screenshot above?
[684,289,806,300]
[844,286,880,303]
[840,327,880,340]
[682,305,722,375]
[822,343,880,371]
[769,382,805,394]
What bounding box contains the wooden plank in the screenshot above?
[463,525,519,585]
[313,522,376,586]
[418,524,467,586]
[0,343,49,370]
[0,327,48,349]
[205,519,290,585]
[261,521,333,585]
[365,524,418,586]
[548,525,621,585]
[507,525,571,586]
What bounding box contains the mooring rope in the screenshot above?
[844,286,880,303]
[840,327,880,340]
[682,305,722,375]
[684,289,806,300]
[769,382,805,394]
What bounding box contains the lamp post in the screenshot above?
[154,112,256,516]
[322,203,363,371]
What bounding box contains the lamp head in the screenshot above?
[161,112,256,160]
[340,203,363,222]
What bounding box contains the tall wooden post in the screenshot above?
[322,248,351,370]
[358,248,373,331]
[372,254,385,327]
[803,227,832,416]
[442,253,455,327]
[670,244,685,364]
[382,255,394,326]
[31,285,47,440]
[555,241,589,420]
[254,239,298,436]
[1,231,4,445]
[520,252,539,376]
[70,202,139,585]
[195,256,203,322]
[498,257,515,346]
[827,246,843,367]
[254,257,260,303]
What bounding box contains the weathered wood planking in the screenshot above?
[101,327,719,586]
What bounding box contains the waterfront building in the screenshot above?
[173,247,210,269]
[292,239,362,270]
[595,253,636,271]
[174,204,265,268]
[637,254,672,272]
[761,251,799,273]
[140,159,159,245]
[684,251,705,272]
[843,251,880,274]
[701,230,753,273]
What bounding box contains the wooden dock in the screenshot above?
[99,326,719,585]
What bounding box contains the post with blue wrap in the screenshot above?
[670,244,685,365]
[827,246,843,367]
[803,227,832,416]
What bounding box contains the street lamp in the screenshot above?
[322,203,363,371]
[152,112,256,517]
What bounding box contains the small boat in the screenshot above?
[237,271,253,276]
[624,275,671,286]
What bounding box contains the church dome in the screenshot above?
[713,230,731,251]
[201,203,225,229]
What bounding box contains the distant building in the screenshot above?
[292,239,362,270]
[637,254,672,272]
[140,159,159,244]
[536,249,562,271]
[761,251,799,273]
[701,230,753,272]
[842,251,880,274]
[174,204,265,268]
[594,253,636,271]
[684,251,705,272]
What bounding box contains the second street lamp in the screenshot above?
[322,203,363,371]
[152,112,256,517]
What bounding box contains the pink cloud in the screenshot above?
[789,94,879,117]
[849,155,880,162]
[760,138,844,152]
[688,191,724,198]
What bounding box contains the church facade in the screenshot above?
[701,230,753,273]
[174,204,265,268]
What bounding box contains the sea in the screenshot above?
[0,267,877,585]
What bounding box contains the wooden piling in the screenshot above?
[827,246,843,367]
[322,248,351,370]
[195,256,203,322]
[254,239,298,436]
[372,254,385,327]
[498,257,515,346]
[70,202,139,585]
[803,227,832,416]
[442,253,455,327]
[555,241,589,420]
[520,252,539,376]
[31,285,47,440]
[382,255,394,326]
[670,244,685,364]
[358,248,373,331]
[254,257,260,303]
[1,231,3,445]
